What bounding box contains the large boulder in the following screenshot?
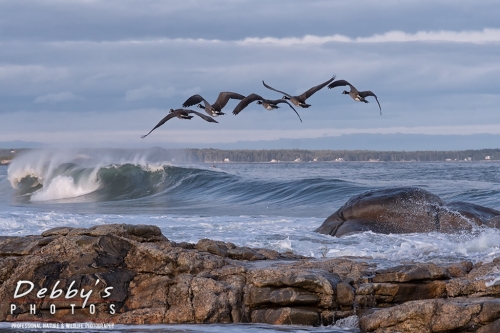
[316,187,500,237]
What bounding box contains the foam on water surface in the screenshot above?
[3,151,500,332]
[2,210,500,271]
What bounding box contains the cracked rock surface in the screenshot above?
[1,223,500,332]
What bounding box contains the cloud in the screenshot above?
[34,27,500,48]
[357,28,500,43]
[238,28,500,46]
[34,91,82,103]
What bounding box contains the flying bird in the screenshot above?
[140,109,218,139]
[328,79,381,115]
[262,75,335,108]
[182,92,245,117]
[232,93,302,122]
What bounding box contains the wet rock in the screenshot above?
[373,263,448,283]
[1,223,500,332]
[247,268,340,294]
[251,307,319,326]
[316,187,500,236]
[359,297,500,333]
[478,318,500,333]
[444,201,500,227]
[41,227,75,237]
[68,224,166,242]
[195,239,298,260]
[443,261,474,278]
[246,286,319,307]
[0,236,44,255]
[0,257,19,285]
[336,282,355,307]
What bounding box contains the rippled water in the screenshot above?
[0,321,359,333]
[2,148,500,332]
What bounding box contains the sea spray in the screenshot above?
[2,149,500,270]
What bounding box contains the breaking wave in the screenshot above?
[6,148,361,214]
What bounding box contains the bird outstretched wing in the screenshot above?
[182,94,207,108]
[299,75,336,100]
[268,99,302,122]
[232,93,264,115]
[359,91,382,114]
[185,110,219,123]
[140,112,177,138]
[262,81,292,98]
[327,79,353,90]
[212,92,246,110]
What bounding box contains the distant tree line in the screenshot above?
[178,148,500,163]
[1,148,499,164]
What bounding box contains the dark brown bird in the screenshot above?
[140,109,218,139]
[328,79,381,115]
[232,93,302,122]
[182,92,245,117]
[262,76,335,108]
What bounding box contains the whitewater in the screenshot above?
[2,147,500,332]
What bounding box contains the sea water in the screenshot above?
[1,148,500,333]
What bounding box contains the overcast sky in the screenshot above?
[0,0,499,149]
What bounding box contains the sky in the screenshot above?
[0,0,499,150]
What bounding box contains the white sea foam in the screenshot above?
[0,211,115,236]
[6,148,180,201]
[272,236,293,252]
[461,230,500,254]
[486,278,500,287]
[30,174,101,201]
[7,149,102,201]
[333,315,359,329]
[0,217,24,234]
[4,155,500,273]
[2,207,500,267]
[139,215,500,268]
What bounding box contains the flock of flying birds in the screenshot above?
[140,76,382,139]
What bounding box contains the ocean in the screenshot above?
[1,148,500,333]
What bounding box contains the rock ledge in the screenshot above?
[1,224,499,332]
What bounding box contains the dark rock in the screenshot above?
[41,227,75,237]
[316,187,500,236]
[359,297,499,333]
[246,286,319,307]
[443,261,474,278]
[251,307,319,326]
[195,239,277,260]
[94,235,133,267]
[373,263,448,283]
[478,318,500,333]
[69,224,166,243]
[336,282,355,307]
[478,299,500,323]
[0,236,44,255]
[444,201,500,227]
[0,257,19,284]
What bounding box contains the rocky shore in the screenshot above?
[0,223,499,332]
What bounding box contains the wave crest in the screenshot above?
[7,149,177,202]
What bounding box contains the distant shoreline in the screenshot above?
[1,147,499,163]
[206,159,500,164]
